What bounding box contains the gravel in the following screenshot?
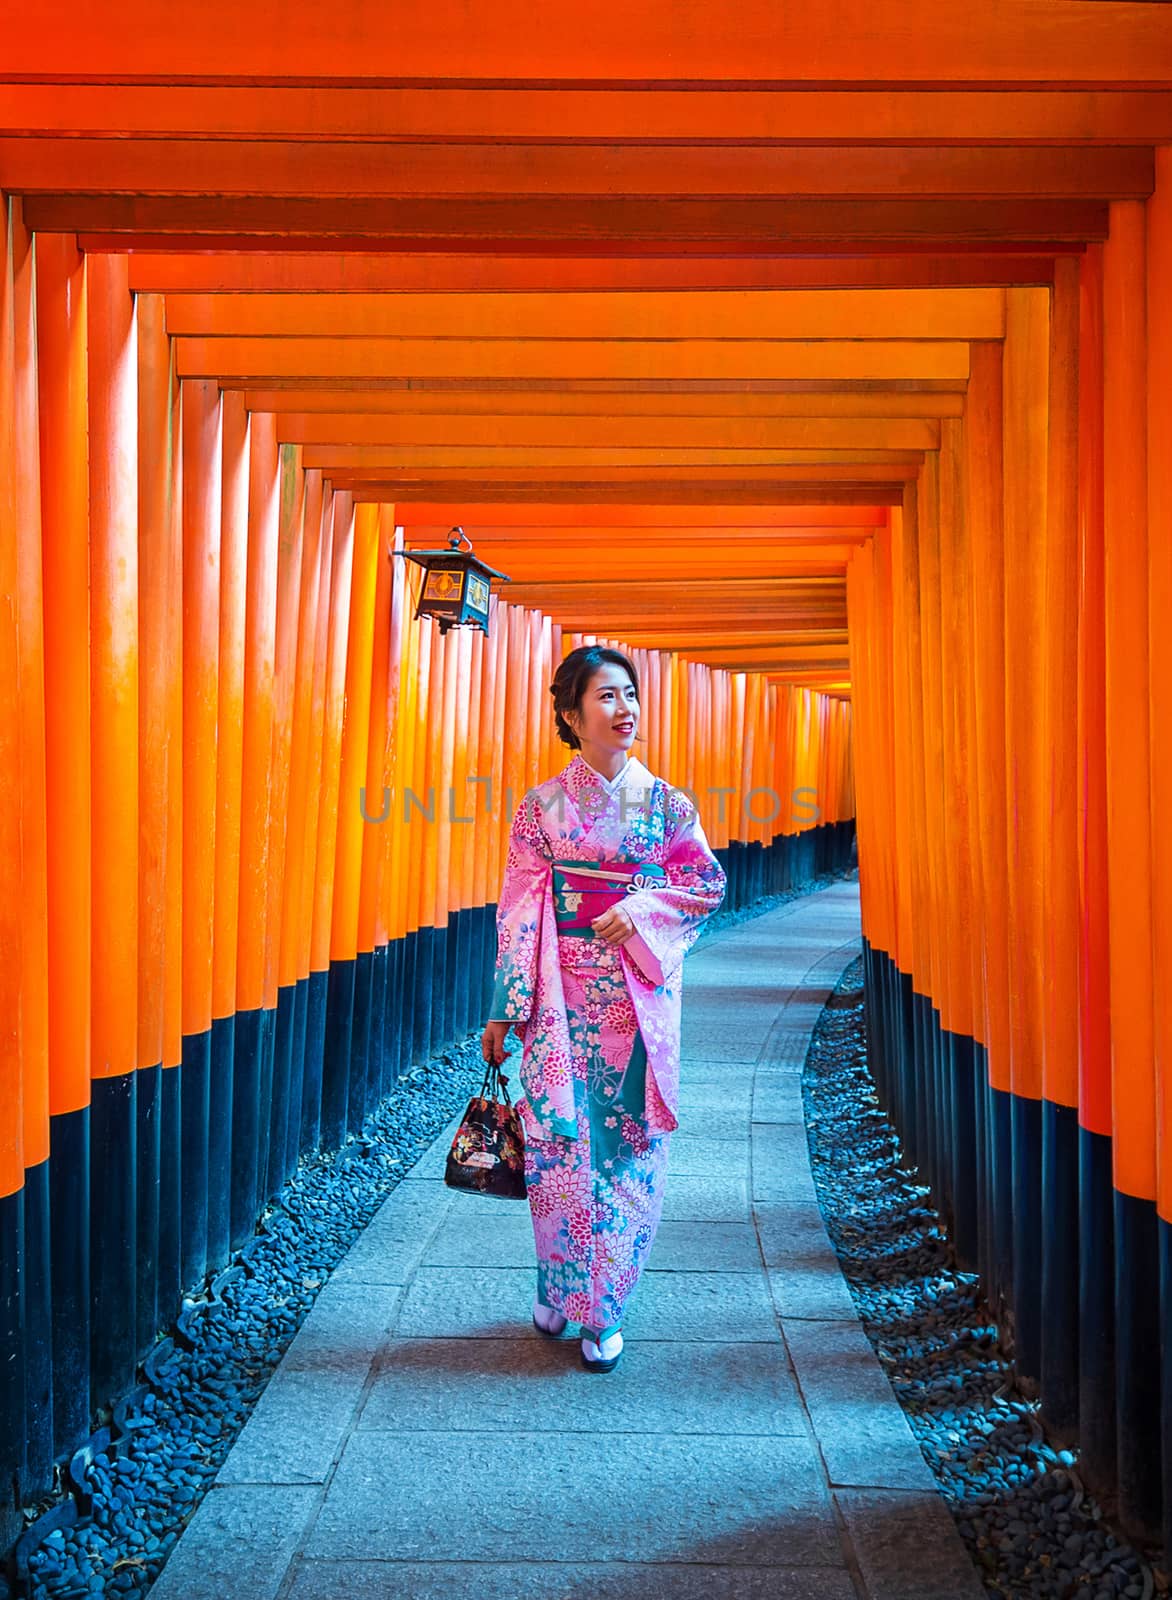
[801,957,1168,1600]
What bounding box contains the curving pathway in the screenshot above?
[149,880,985,1600]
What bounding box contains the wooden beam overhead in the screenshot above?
[340,481,904,505]
[274,414,940,450]
[2,85,1170,144]
[0,139,1153,200]
[162,287,1005,340]
[5,0,1170,83]
[23,194,1111,243]
[131,255,1058,295]
[247,389,965,418]
[175,336,971,382]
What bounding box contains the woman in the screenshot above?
[481,645,727,1373]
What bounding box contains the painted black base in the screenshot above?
[1040,1098,1080,1437]
[300,969,328,1157]
[1011,1091,1043,1387]
[135,1061,161,1362]
[179,1029,210,1291]
[157,1065,181,1327]
[22,1159,53,1495]
[0,1182,25,1535]
[268,985,296,1202]
[230,1008,263,1252]
[1079,1124,1117,1500]
[321,956,356,1152]
[48,1105,90,1456]
[89,1070,137,1412]
[207,1015,234,1274]
[1114,1188,1162,1542]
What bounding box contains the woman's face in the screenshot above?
[568,663,640,755]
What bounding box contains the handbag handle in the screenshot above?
[477,1057,516,1108]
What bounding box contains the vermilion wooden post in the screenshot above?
[232,408,278,1244]
[1002,286,1050,1388]
[179,375,222,1291]
[964,341,1013,1313]
[35,231,92,1455]
[10,201,51,1495]
[1075,241,1117,1496]
[1040,255,1082,1436]
[1102,197,1159,1541]
[207,387,247,1269]
[1146,147,1172,1561]
[260,446,305,1184]
[87,250,140,1408]
[277,468,325,1175]
[134,290,171,1356]
[298,489,337,1151]
[0,194,28,1533]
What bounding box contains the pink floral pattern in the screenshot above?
[489,752,727,1336]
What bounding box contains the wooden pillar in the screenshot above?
[1102,197,1159,1540]
[86,250,139,1407]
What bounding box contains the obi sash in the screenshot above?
[550,858,667,937]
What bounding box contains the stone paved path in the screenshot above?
[151,881,986,1600]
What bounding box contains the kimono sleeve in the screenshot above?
[488,790,553,1024]
[622,789,727,987]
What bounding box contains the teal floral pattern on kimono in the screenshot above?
[489,752,727,1144]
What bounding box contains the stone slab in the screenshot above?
[286,1561,858,1600]
[216,1282,399,1485]
[835,1488,986,1600]
[147,1484,321,1600]
[358,1336,808,1435]
[330,1181,454,1287]
[394,1264,779,1341]
[751,1123,819,1203]
[781,1320,938,1492]
[304,1431,843,1566]
[660,1173,751,1223]
[756,1202,859,1322]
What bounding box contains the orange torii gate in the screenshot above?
[0,0,1170,1569]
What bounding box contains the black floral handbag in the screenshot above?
[444,1059,528,1199]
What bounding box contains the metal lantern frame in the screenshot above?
[393,526,511,635]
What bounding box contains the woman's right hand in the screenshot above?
[481,1019,512,1066]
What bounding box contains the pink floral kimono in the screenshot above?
[489,751,727,1341]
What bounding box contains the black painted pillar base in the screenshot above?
[1040,1098,1080,1439]
[348,950,374,1136]
[179,1029,211,1291]
[1079,1124,1118,1501]
[135,1062,161,1362]
[1113,1188,1162,1542]
[157,1066,181,1330]
[49,1104,90,1458]
[1010,1091,1043,1390]
[301,970,329,1157]
[230,1008,263,1253]
[0,1182,26,1535]
[207,1015,234,1275]
[22,1159,53,1495]
[90,1071,138,1415]
[322,957,357,1152]
[267,987,297,1202]
[285,978,309,1185]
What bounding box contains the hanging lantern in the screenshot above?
[394,526,511,635]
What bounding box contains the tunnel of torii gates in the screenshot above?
[0,0,1171,1566]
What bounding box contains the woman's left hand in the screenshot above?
[592,903,636,947]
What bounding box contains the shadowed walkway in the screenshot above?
[149,882,984,1600]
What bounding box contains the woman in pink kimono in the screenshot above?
[481,646,726,1373]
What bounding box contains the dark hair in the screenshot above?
[550,646,640,751]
